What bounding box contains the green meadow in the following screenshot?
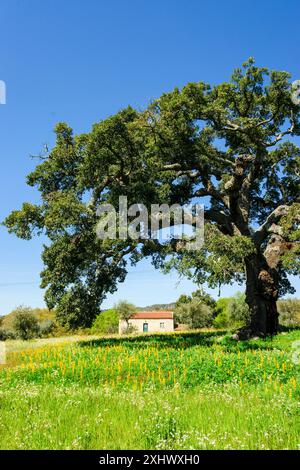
[0,329,299,450]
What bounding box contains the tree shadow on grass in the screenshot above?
[78,330,224,350]
[78,327,300,352]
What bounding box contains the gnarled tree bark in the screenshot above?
[244,253,279,337]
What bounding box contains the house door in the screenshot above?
[143,322,149,332]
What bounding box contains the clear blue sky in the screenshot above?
[0,0,299,315]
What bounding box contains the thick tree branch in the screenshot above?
[205,208,233,235]
[253,204,292,246]
[265,113,295,148]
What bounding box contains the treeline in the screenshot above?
[0,295,299,341]
[174,290,300,330]
[81,294,300,334]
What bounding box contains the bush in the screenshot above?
[174,298,214,329]
[213,293,250,329]
[227,292,250,326]
[12,306,40,340]
[174,289,216,330]
[91,309,119,335]
[39,319,56,337]
[213,298,232,328]
[0,329,6,341]
[213,311,229,329]
[278,298,300,327]
[0,329,15,341]
[121,324,138,335]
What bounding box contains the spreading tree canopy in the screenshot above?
[4,59,300,335]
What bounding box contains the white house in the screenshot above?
[119,311,174,335]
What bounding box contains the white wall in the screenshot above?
[119,318,174,334]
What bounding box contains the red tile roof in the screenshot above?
[131,311,173,320]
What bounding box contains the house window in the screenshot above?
[143,322,149,332]
[160,322,165,329]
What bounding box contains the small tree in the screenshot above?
[176,289,216,309]
[175,298,214,329]
[175,289,215,328]
[91,309,119,334]
[12,306,40,340]
[115,300,136,327]
[214,293,250,328]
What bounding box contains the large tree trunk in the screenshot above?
[243,253,279,337]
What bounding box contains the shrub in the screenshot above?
[175,289,216,329]
[278,298,300,326]
[39,319,56,337]
[12,306,40,340]
[0,329,15,341]
[213,310,229,329]
[213,298,232,328]
[213,293,250,329]
[121,324,138,335]
[174,298,214,329]
[227,292,250,326]
[91,309,119,335]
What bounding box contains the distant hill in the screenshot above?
[137,303,176,311]
[0,308,56,330]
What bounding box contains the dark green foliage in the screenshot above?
[176,289,216,310]
[0,329,15,341]
[0,329,7,341]
[12,306,40,340]
[3,60,300,332]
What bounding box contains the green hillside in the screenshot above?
[1,308,55,331]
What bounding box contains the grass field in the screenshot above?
[0,329,299,450]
